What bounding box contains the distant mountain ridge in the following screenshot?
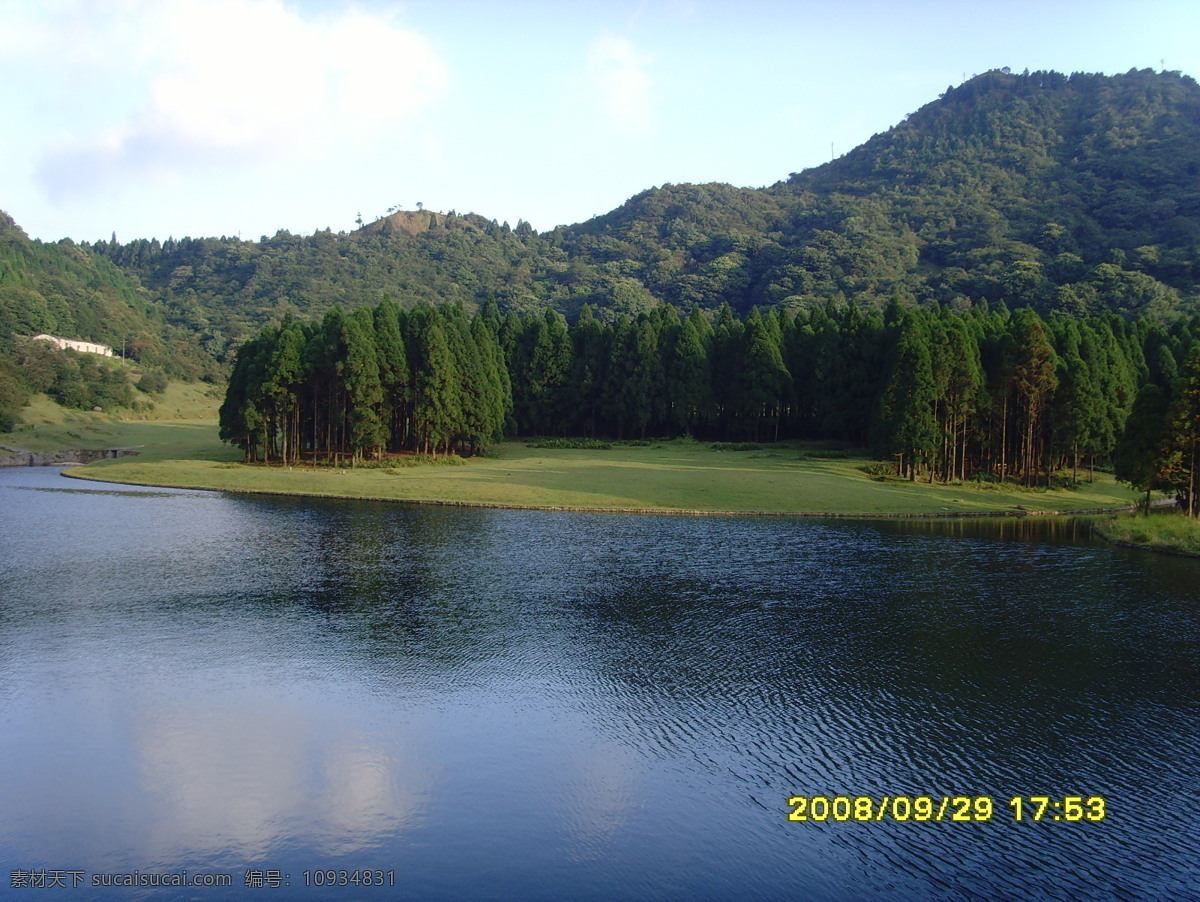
[563,68,1200,317]
[780,68,1200,285]
[2,67,1199,374]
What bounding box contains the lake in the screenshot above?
[1,465,1197,900]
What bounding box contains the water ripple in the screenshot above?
[0,467,1196,900]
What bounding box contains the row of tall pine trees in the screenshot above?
[218,298,1200,506]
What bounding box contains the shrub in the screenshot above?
[527,437,613,450]
[710,442,765,451]
[385,454,468,470]
[858,462,895,480]
[800,449,853,459]
[137,370,168,394]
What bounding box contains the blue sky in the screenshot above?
[2,0,1197,243]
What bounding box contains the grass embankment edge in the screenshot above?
[59,439,1142,520]
[1092,508,1200,557]
[57,465,1145,520]
[7,397,1144,519]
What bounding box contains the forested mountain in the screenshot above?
[568,68,1200,317]
[0,212,223,372]
[74,67,1198,368]
[3,67,1200,409]
[0,213,220,427]
[91,212,574,359]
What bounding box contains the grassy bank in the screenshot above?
[54,425,1142,517]
[0,384,224,454]
[3,394,1143,516]
[1094,508,1200,556]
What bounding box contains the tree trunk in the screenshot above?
[1000,396,1008,481]
[1191,441,1198,518]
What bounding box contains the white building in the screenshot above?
[32,334,114,357]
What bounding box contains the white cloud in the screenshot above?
[23,0,449,201]
[587,33,651,136]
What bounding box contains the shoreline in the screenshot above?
[1091,510,1200,558]
[0,446,142,467]
[60,466,1144,521]
[1091,532,1200,558]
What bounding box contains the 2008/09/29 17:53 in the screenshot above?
[786,795,1107,823]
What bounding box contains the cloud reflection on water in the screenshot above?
[134,691,433,862]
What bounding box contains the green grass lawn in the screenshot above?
[0,384,224,454]
[1094,508,1200,556]
[54,423,1141,517]
[4,391,1143,516]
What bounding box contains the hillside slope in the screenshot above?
[566,68,1200,317]
[0,212,218,378]
[1,68,1194,377]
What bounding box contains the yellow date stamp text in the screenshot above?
[786,795,1107,823]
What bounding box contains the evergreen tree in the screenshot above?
[782,313,818,438]
[1085,318,1136,461]
[876,312,939,479]
[567,304,607,435]
[1049,317,1103,481]
[216,298,1200,485]
[479,295,503,334]
[437,303,476,449]
[1114,383,1170,512]
[977,305,1018,479]
[1010,309,1059,485]
[689,307,716,432]
[1160,347,1200,517]
[410,315,460,454]
[468,315,510,450]
[262,320,306,464]
[312,307,349,459]
[733,307,790,440]
[341,307,386,460]
[661,309,710,435]
[1147,341,1179,395]
[819,304,884,444]
[937,312,983,481]
[709,307,745,437]
[601,315,662,438]
[219,329,273,462]
[373,298,410,451]
[510,311,572,435]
